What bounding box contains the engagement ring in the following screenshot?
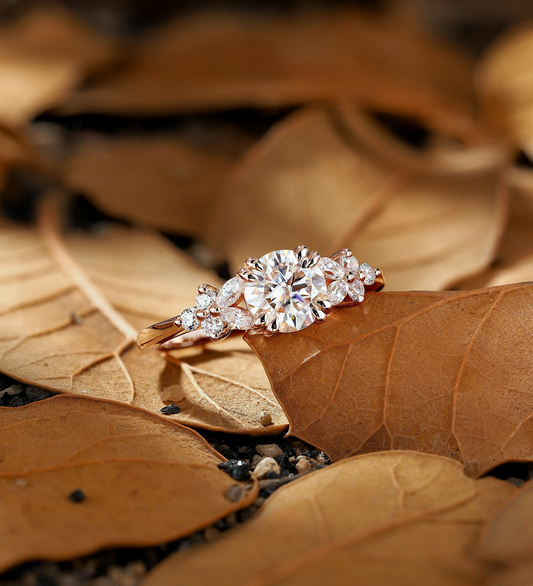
[137,246,384,350]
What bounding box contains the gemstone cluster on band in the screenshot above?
[175,246,380,342]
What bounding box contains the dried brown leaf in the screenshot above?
[62,131,252,238]
[144,452,515,586]
[0,394,257,572]
[247,283,533,477]
[477,23,533,156]
[208,108,508,291]
[0,200,287,434]
[477,480,533,586]
[62,10,476,136]
[0,8,118,126]
[456,173,533,289]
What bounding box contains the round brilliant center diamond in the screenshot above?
[243,249,328,333]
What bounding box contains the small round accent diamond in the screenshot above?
[243,249,328,333]
[196,291,216,310]
[202,315,225,338]
[180,308,199,331]
[220,307,254,330]
[216,277,243,308]
[359,263,376,285]
[327,280,348,305]
[348,280,365,302]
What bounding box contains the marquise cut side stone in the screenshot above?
[348,280,365,302]
[216,277,243,308]
[319,257,345,280]
[220,307,253,330]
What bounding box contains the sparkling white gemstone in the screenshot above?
[243,249,328,333]
[180,308,199,331]
[340,254,359,274]
[348,280,365,302]
[196,290,216,310]
[202,315,225,338]
[359,263,376,285]
[216,277,243,308]
[318,257,345,280]
[327,279,348,305]
[220,307,254,330]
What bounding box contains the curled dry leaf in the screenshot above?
[457,186,533,289]
[62,9,475,135]
[247,283,533,477]
[208,107,508,291]
[63,130,252,238]
[144,451,515,586]
[0,395,257,572]
[477,23,533,156]
[0,200,287,434]
[477,480,533,586]
[0,7,118,126]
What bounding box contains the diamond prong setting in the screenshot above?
[171,247,381,343]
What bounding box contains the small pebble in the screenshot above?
[507,477,526,487]
[9,396,25,407]
[256,444,283,458]
[25,386,52,402]
[69,489,86,503]
[160,404,180,415]
[260,411,272,426]
[224,484,245,502]
[295,456,312,474]
[14,478,27,488]
[253,457,281,480]
[251,454,262,468]
[217,459,251,481]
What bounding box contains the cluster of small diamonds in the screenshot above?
[319,250,378,307]
[177,277,253,341]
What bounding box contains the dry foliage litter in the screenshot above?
[1,3,533,584]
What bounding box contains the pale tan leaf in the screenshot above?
[0,7,118,126]
[0,395,257,572]
[207,107,508,291]
[0,199,287,434]
[143,452,515,586]
[62,131,252,238]
[477,23,533,157]
[62,10,477,138]
[477,480,533,586]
